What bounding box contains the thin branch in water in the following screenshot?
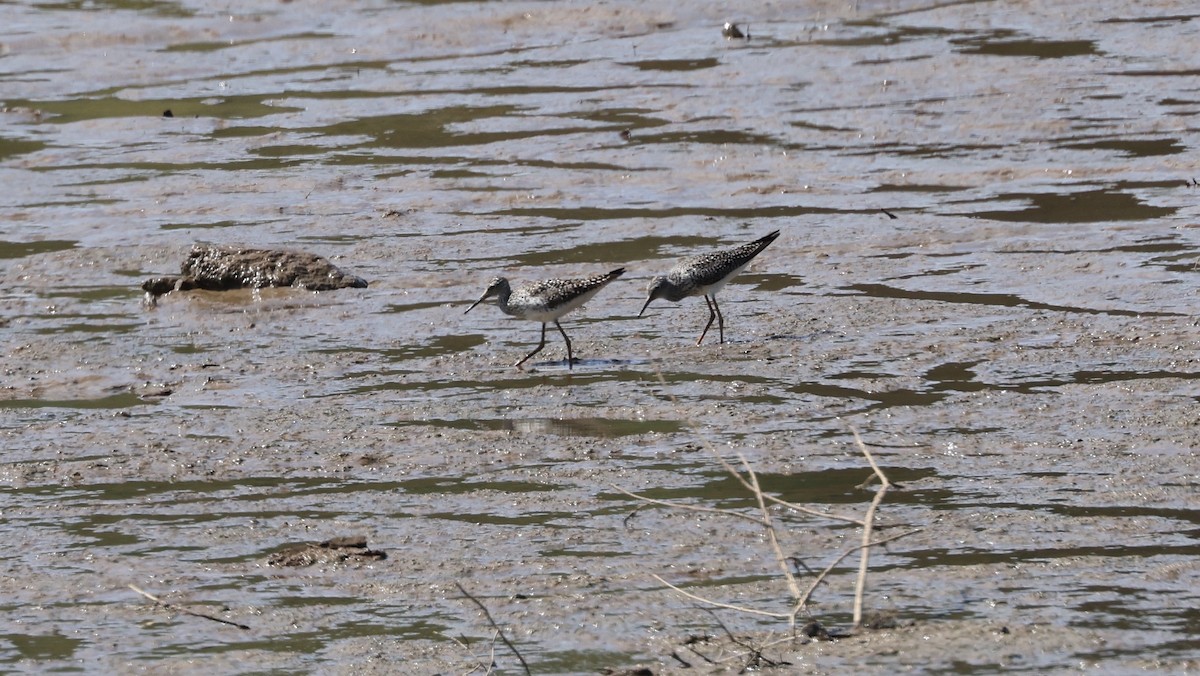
[450,631,498,675]
[851,427,891,629]
[128,584,250,631]
[679,632,719,665]
[671,649,695,668]
[793,527,923,619]
[651,574,788,620]
[611,484,769,527]
[455,582,531,676]
[734,448,802,616]
[651,371,863,524]
[763,492,867,526]
[642,371,918,636]
[701,608,788,670]
[787,555,815,576]
[622,504,643,528]
[648,370,838,621]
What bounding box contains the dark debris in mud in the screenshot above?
[142,245,368,299]
[858,610,910,631]
[267,535,386,567]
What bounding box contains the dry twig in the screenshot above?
[625,372,922,634]
[451,631,499,675]
[127,584,250,630]
[851,427,891,629]
[651,574,790,620]
[455,582,531,676]
[797,527,922,613]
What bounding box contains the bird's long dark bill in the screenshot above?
[638,297,654,317]
[465,296,487,314]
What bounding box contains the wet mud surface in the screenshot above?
[2,0,1199,672]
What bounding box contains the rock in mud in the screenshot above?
[142,245,368,299]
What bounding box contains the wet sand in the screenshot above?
[2,0,1199,672]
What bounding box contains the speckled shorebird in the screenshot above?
[639,230,780,345]
[465,268,625,369]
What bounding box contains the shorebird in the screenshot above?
[639,230,780,345]
[722,22,749,39]
[465,268,625,369]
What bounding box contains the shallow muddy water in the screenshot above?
[2,0,1199,673]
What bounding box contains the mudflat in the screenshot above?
[1,0,1197,672]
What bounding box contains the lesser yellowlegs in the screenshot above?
[466,268,625,369]
[722,22,749,39]
[639,230,780,345]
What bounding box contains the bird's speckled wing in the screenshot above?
[506,269,624,321]
[668,238,772,289]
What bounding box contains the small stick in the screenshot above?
[735,448,802,616]
[127,584,250,630]
[611,484,770,527]
[851,428,890,629]
[792,528,922,622]
[651,574,789,620]
[652,373,864,526]
[455,582,531,676]
[451,631,499,675]
[644,371,918,633]
[671,650,694,667]
[764,493,866,526]
[615,474,863,526]
[701,608,785,669]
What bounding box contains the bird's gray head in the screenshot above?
[639,275,669,317]
[465,277,510,314]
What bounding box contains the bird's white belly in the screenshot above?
[692,260,751,296]
[510,287,602,322]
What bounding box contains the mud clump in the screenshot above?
[267,536,387,567]
[142,245,368,299]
